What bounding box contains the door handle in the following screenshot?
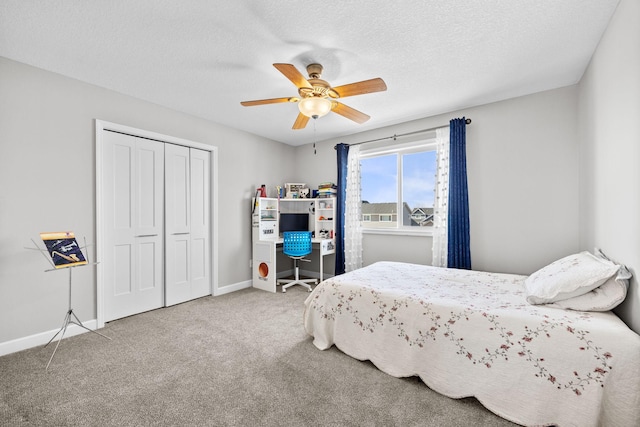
[171,232,190,235]
[135,234,158,237]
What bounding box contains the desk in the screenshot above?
[252,196,336,293]
[252,237,335,293]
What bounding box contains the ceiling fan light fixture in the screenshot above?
[241,63,386,129]
[298,97,332,119]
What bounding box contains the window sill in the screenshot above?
[362,228,434,237]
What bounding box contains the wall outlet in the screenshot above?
[249,259,252,269]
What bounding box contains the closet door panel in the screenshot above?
[134,139,164,309]
[165,144,191,306]
[165,144,190,234]
[190,151,207,229]
[113,144,133,230]
[114,244,133,296]
[189,148,210,298]
[166,233,190,305]
[191,238,206,278]
[138,239,160,291]
[103,131,164,321]
[137,145,163,234]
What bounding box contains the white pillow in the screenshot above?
[525,251,619,305]
[549,269,630,311]
[550,249,632,311]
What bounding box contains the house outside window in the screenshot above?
[410,207,434,226]
[360,137,437,234]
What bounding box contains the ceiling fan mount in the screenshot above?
[299,64,339,98]
[305,63,324,79]
[240,62,387,130]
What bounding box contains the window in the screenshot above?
[360,140,437,232]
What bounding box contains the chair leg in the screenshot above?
[280,261,317,293]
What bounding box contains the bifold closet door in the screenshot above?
[165,144,210,306]
[188,148,211,299]
[102,131,164,321]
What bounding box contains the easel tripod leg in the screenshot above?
[68,310,111,340]
[44,310,71,348]
[44,309,111,370]
[45,310,73,370]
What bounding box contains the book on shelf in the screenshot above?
[318,182,337,189]
[318,188,337,197]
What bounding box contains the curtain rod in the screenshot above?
[334,118,471,149]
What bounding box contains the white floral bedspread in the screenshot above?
[303,261,640,427]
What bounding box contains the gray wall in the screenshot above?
[295,86,580,276]
[0,57,294,346]
[578,0,640,333]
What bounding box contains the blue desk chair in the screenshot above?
[278,231,318,293]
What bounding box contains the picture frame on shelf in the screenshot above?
[284,182,306,199]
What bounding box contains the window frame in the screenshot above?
[359,138,437,236]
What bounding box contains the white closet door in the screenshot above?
[189,148,210,299]
[165,144,191,306]
[102,131,164,321]
[165,145,211,305]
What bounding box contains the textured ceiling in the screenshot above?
[0,1,620,146]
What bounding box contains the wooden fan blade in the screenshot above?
[240,97,297,106]
[273,63,312,89]
[292,112,310,130]
[332,78,387,98]
[331,102,370,124]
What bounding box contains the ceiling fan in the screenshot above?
[240,63,387,130]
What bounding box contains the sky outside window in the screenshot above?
[361,155,397,203]
[361,150,436,209]
[402,150,436,208]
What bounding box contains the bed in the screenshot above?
[303,258,640,427]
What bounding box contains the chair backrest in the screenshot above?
[282,231,312,257]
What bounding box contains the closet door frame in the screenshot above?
[95,120,218,329]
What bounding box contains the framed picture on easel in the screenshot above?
[40,231,87,269]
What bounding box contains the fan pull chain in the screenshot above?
[313,119,317,155]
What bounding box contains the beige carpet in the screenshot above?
[0,286,518,426]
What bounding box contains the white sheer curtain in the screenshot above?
[432,127,449,267]
[344,145,363,272]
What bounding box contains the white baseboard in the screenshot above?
[0,319,99,357]
[297,269,334,281]
[276,269,294,279]
[212,280,252,296]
